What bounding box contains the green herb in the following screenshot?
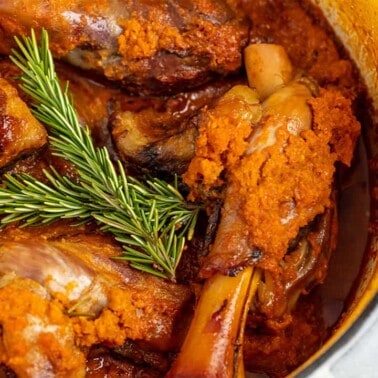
[0,29,200,281]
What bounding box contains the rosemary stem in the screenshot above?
[0,29,201,281]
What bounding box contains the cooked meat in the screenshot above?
[0,0,249,95]
[86,346,162,378]
[55,63,121,155]
[183,84,262,201]
[168,41,359,375]
[191,78,359,277]
[184,45,359,321]
[0,274,86,378]
[111,78,240,174]
[0,78,47,169]
[0,59,242,176]
[130,125,198,176]
[0,224,193,377]
[242,0,360,98]
[0,0,367,376]
[111,339,172,374]
[254,205,338,319]
[0,58,120,158]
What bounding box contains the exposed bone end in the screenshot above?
[244,44,294,100]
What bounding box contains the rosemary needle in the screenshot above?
[0,29,200,281]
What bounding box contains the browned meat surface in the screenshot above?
[0,0,249,95]
[0,223,193,377]
[0,59,242,176]
[0,78,47,169]
[56,63,243,175]
[0,275,86,378]
[111,78,241,175]
[182,84,262,201]
[177,27,360,373]
[194,84,359,278]
[58,71,242,177]
[86,346,162,378]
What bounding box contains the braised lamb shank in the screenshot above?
[0,0,366,377]
[0,0,249,95]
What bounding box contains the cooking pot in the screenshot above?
[292,0,378,375]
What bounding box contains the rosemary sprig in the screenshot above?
[0,29,200,281]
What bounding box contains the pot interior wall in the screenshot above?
[320,139,370,328]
